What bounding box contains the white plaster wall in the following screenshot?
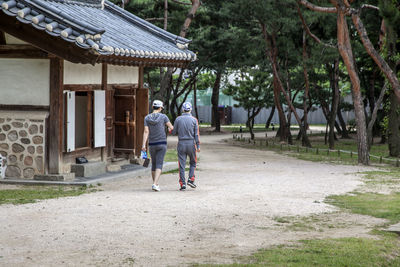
[108,65,138,84]
[5,33,28,45]
[64,61,102,84]
[0,59,50,105]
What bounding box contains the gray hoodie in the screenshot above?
[172,113,200,149]
[144,113,170,144]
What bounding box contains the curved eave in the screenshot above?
[0,0,197,64]
[97,54,192,68]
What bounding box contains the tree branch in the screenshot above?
[298,0,337,13]
[351,12,400,102]
[296,4,337,49]
[171,0,191,5]
[360,4,379,12]
[145,18,166,22]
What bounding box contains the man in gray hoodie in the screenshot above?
[142,100,173,192]
[172,102,200,191]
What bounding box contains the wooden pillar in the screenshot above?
[0,31,6,45]
[138,66,144,88]
[136,87,149,158]
[102,63,108,90]
[101,63,108,161]
[49,57,64,174]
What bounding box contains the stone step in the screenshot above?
[106,164,121,172]
[71,161,107,178]
[111,157,130,166]
[34,173,75,181]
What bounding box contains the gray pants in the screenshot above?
[149,144,167,171]
[177,140,197,186]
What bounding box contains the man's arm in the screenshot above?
[166,121,173,133]
[194,118,200,152]
[142,126,149,151]
[172,118,178,135]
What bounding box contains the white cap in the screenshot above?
[152,100,164,109]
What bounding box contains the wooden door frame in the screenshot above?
[112,84,138,156]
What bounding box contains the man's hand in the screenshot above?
[197,148,200,153]
[141,146,146,152]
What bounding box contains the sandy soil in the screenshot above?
[0,134,386,267]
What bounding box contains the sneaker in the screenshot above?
[152,184,160,192]
[180,185,186,191]
[187,180,196,188]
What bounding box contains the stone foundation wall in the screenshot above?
[0,111,48,179]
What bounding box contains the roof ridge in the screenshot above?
[104,0,191,45]
[47,0,102,8]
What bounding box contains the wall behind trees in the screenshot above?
[196,106,355,125]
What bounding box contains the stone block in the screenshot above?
[71,161,107,177]
[107,164,121,172]
[34,173,75,181]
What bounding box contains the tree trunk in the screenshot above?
[388,91,400,157]
[368,83,387,148]
[211,70,222,132]
[159,0,201,108]
[179,0,201,37]
[164,0,168,30]
[328,59,340,149]
[193,79,199,121]
[337,104,350,138]
[260,24,289,142]
[302,30,310,131]
[265,105,275,129]
[335,5,369,164]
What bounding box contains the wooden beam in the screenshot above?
[0,44,48,58]
[49,57,64,174]
[63,84,101,91]
[0,104,49,111]
[0,15,98,64]
[0,31,5,45]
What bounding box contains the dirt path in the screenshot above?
[0,134,384,266]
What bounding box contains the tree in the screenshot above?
[299,0,371,164]
[224,68,274,139]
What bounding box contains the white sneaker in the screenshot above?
[152,184,160,192]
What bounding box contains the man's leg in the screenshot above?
[177,143,187,187]
[154,145,167,186]
[188,144,197,181]
[149,146,157,183]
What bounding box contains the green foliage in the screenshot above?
[224,68,274,110]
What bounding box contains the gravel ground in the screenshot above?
[0,134,384,266]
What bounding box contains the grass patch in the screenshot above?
[232,136,399,167]
[197,235,400,267]
[0,186,98,205]
[326,192,400,224]
[247,236,400,267]
[362,168,400,185]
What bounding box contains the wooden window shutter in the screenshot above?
[94,90,106,148]
[65,91,75,152]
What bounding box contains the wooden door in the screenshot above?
[113,86,137,155]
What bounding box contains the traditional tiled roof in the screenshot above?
[0,0,196,62]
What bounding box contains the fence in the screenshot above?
[232,134,400,167]
[196,106,355,125]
